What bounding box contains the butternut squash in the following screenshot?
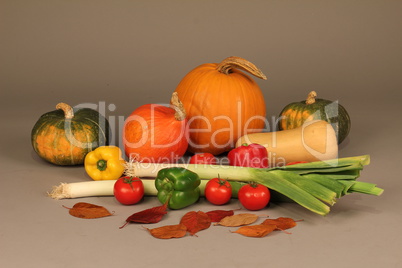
[235,120,338,166]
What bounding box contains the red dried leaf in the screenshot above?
[180,211,211,236]
[261,217,300,231]
[63,202,113,219]
[145,224,187,239]
[232,224,277,238]
[205,209,235,222]
[119,203,168,229]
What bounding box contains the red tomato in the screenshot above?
[114,176,144,205]
[205,178,232,205]
[189,153,217,165]
[286,161,309,166]
[238,183,270,210]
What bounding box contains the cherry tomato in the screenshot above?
[189,153,217,165]
[238,183,270,210]
[114,176,144,205]
[205,178,232,205]
[286,161,309,166]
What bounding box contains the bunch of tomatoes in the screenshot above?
[189,152,271,210]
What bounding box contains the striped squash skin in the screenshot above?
[31,107,110,165]
[279,98,351,144]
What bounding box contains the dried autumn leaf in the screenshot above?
[180,211,211,236]
[232,224,277,238]
[215,213,259,227]
[205,209,234,222]
[119,203,168,229]
[145,224,187,239]
[63,202,113,219]
[262,217,300,230]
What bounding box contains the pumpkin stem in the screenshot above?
[170,92,186,121]
[306,91,317,105]
[216,56,267,80]
[56,103,74,119]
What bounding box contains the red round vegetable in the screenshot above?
[238,183,270,210]
[205,178,232,205]
[114,176,144,205]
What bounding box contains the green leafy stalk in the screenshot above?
[275,171,338,205]
[347,181,384,196]
[251,169,331,215]
[124,155,383,216]
[300,173,345,198]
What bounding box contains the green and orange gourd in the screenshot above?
[31,103,110,165]
[278,91,351,144]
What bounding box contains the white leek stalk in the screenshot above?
[48,179,209,200]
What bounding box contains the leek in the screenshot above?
[48,155,383,216]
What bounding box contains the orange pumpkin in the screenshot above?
[123,93,188,163]
[174,56,267,155]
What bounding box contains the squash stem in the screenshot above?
[216,56,267,80]
[56,102,74,119]
[306,91,317,105]
[170,92,186,121]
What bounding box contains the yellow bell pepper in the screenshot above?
[84,146,125,180]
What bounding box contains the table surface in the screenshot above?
[1,1,401,267]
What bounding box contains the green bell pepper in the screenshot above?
[155,167,201,209]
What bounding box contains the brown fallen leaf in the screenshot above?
[232,224,277,238]
[119,203,168,229]
[145,224,187,239]
[261,217,301,231]
[63,202,113,219]
[180,211,211,236]
[215,213,259,227]
[205,209,235,222]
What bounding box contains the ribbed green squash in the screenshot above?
[278,91,351,144]
[31,103,110,165]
